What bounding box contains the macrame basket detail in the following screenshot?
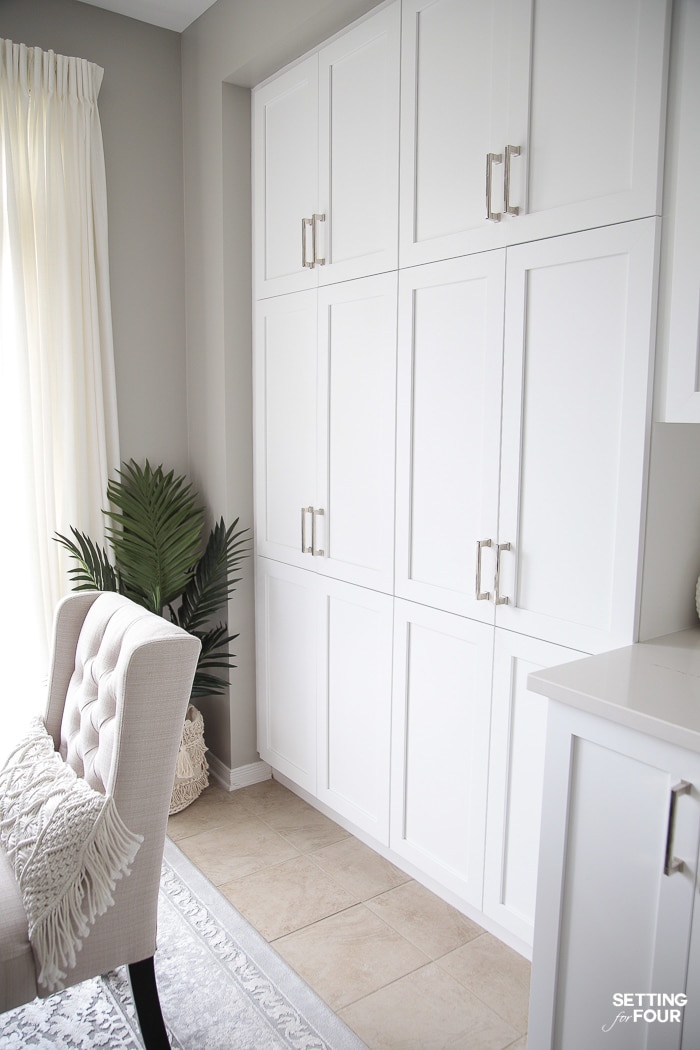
[169,705,209,815]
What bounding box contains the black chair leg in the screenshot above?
[128,956,170,1049]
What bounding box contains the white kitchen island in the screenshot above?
[526,628,700,1050]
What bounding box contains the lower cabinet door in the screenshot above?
[529,703,700,1050]
[483,631,583,949]
[316,577,394,843]
[255,558,320,793]
[390,599,493,907]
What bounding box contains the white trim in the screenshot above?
[207,753,272,793]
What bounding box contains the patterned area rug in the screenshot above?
[0,839,367,1050]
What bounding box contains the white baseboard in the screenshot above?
[207,751,272,792]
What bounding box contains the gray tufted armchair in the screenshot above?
[0,591,201,1049]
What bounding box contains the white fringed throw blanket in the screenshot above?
[0,719,143,992]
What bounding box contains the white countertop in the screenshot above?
[527,627,700,753]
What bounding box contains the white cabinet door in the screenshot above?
[399,0,669,267]
[317,578,393,843]
[317,1,400,285]
[253,55,319,299]
[395,253,504,619]
[516,0,670,247]
[316,273,397,593]
[483,631,582,949]
[255,558,320,794]
[529,702,700,1050]
[253,291,318,569]
[399,0,531,267]
[390,599,493,907]
[655,0,700,423]
[496,219,659,653]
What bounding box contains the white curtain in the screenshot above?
[0,38,119,721]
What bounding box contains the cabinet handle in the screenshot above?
[485,152,502,222]
[311,506,325,556]
[312,213,326,266]
[301,505,313,553]
[475,539,492,600]
[302,217,314,269]
[664,780,692,876]
[494,541,511,605]
[504,144,521,216]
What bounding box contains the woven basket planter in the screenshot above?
[169,705,209,815]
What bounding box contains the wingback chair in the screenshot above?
[0,592,201,1049]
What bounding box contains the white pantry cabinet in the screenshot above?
[655,0,700,423]
[399,0,669,267]
[255,557,393,841]
[396,219,660,655]
[254,272,397,593]
[253,1,400,299]
[390,600,494,908]
[531,705,700,1050]
[482,632,582,948]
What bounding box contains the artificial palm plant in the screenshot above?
[54,459,250,700]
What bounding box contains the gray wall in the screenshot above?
[1,0,189,473]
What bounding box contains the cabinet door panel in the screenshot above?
[255,559,319,793]
[399,0,527,266]
[254,292,318,568]
[514,0,669,244]
[317,580,393,842]
[395,254,504,619]
[497,220,659,652]
[530,704,700,1050]
[318,3,400,284]
[391,600,493,906]
[253,56,319,299]
[483,632,582,949]
[317,273,397,592]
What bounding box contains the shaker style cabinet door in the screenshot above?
[529,703,700,1050]
[399,0,531,267]
[390,599,493,908]
[253,291,319,570]
[496,219,659,654]
[317,1,400,286]
[255,558,321,794]
[253,55,319,299]
[253,2,400,298]
[394,252,505,620]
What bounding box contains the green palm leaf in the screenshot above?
[177,517,251,634]
[190,624,240,698]
[54,527,120,593]
[105,460,204,613]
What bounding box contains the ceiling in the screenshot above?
[77,0,219,32]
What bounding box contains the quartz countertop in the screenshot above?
[527,627,700,753]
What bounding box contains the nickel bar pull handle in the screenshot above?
[302,217,314,269]
[664,780,692,876]
[301,506,313,554]
[312,213,326,266]
[475,539,492,601]
[311,507,325,557]
[486,152,503,222]
[494,542,511,605]
[504,144,521,216]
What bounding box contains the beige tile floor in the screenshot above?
[167,779,529,1050]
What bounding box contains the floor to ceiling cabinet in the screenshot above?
[251,0,672,955]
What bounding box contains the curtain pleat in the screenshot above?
[0,38,120,702]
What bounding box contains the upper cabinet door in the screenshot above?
[399,0,531,268]
[317,2,401,285]
[253,55,319,299]
[515,0,671,245]
[496,219,660,654]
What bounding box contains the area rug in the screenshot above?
[0,838,367,1050]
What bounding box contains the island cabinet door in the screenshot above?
[528,702,700,1050]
